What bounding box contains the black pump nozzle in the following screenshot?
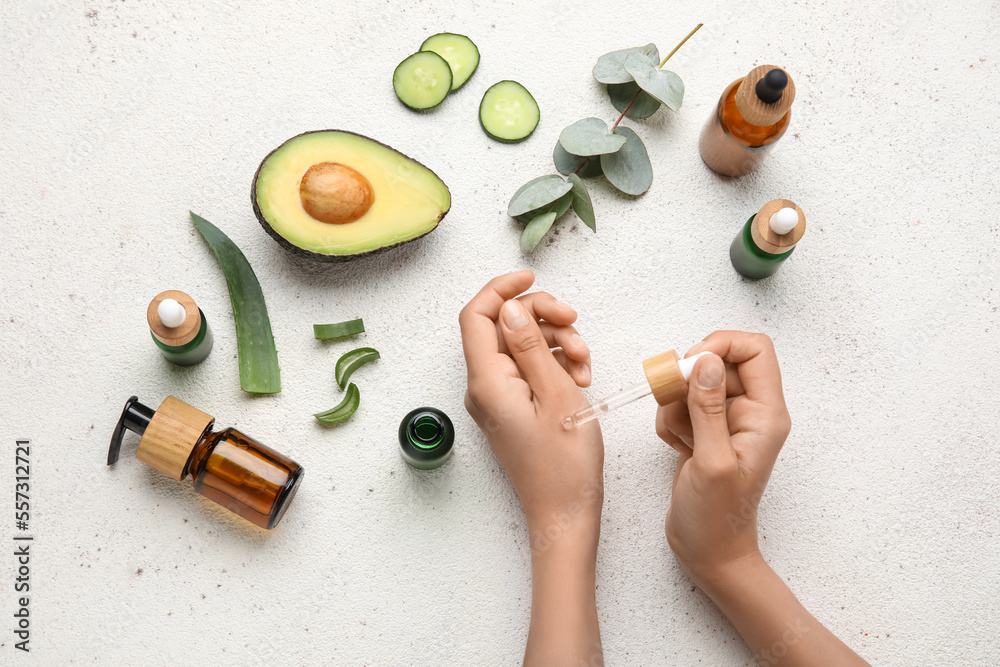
[755,68,788,104]
[107,396,156,466]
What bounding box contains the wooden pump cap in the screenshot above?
[642,350,688,406]
[135,396,214,480]
[751,198,807,254]
[735,65,796,126]
[147,290,201,347]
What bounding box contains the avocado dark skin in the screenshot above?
[251,130,451,262]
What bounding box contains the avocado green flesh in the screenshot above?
[254,131,451,258]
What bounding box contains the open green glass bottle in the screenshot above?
[398,407,454,470]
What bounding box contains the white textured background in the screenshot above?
[1,0,998,664]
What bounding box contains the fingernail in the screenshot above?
[579,363,591,383]
[502,299,530,330]
[554,300,575,311]
[697,356,723,389]
[571,333,587,351]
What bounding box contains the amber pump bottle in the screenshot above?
[699,65,796,177]
[107,396,304,529]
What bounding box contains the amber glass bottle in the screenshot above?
[700,65,795,177]
[108,396,304,529]
[188,427,303,529]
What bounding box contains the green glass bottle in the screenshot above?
[147,290,214,367]
[730,199,806,279]
[398,407,454,470]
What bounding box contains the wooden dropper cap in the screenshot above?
[147,290,201,347]
[735,65,796,126]
[135,396,215,480]
[750,199,807,255]
[642,350,712,406]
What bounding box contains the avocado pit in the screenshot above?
[299,162,374,225]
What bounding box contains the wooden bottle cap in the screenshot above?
[751,199,807,255]
[643,350,687,406]
[735,65,796,126]
[136,396,215,480]
[147,290,201,347]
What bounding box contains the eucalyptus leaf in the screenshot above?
[607,82,662,119]
[553,142,603,178]
[520,211,558,253]
[514,191,572,224]
[508,175,573,217]
[567,173,595,232]
[600,127,652,196]
[623,52,684,111]
[592,43,660,84]
[558,117,627,157]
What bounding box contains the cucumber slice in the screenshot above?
[393,51,452,110]
[420,33,480,91]
[479,81,539,143]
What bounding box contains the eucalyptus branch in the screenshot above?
[509,25,702,252]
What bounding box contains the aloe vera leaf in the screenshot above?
[313,319,365,340]
[335,347,380,390]
[314,383,361,423]
[191,211,281,394]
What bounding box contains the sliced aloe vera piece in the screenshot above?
[191,212,280,394]
[420,33,480,90]
[314,383,361,424]
[313,319,365,340]
[336,347,380,390]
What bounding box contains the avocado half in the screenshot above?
[252,130,451,261]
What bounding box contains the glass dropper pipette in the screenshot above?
[562,351,711,430]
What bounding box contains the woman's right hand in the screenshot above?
[655,331,791,584]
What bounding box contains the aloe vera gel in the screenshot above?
[399,407,454,470]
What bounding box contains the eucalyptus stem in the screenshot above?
[658,23,702,69]
[574,23,703,176]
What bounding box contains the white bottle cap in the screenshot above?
[768,207,799,235]
[158,298,187,328]
[677,351,713,381]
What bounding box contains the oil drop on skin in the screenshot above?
[399,407,454,470]
[108,396,304,530]
[147,290,214,366]
[730,199,807,279]
[562,351,712,429]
